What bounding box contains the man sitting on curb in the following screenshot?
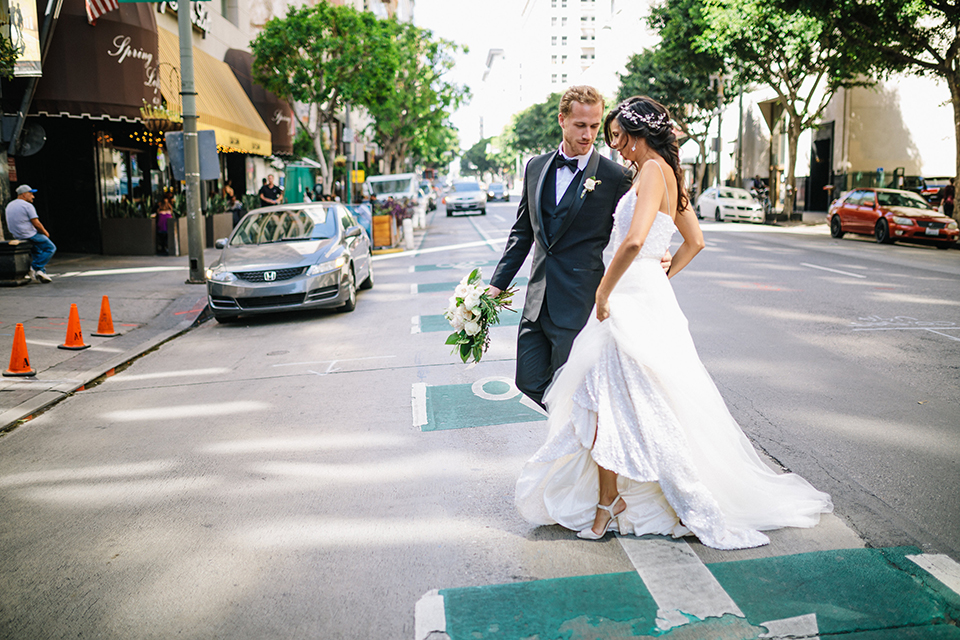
[5,185,55,283]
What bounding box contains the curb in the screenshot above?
[0,294,211,435]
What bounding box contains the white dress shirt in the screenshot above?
[555,146,593,205]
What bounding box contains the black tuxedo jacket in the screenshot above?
[490,149,633,331]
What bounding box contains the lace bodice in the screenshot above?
[611,189,676,259]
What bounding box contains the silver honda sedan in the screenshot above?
[205,203,373,323]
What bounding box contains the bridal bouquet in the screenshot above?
[444,268,517,364]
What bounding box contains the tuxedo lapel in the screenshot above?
[532,152,557,247]
[550,149,600,247]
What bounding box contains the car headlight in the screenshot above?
[891,216,914,226]
[947,221,958,230]
[205,265,235,283]
[306,254,347,276]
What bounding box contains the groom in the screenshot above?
[487,86,634,408]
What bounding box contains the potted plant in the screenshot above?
[371,197,404,248]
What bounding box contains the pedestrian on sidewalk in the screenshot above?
[5,185,55,283]
[940,178,954,219]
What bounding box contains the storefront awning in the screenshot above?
[157,28,271,156]
[32,2,159,121]
[224,49,295,156]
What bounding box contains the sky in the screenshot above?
[414,0,524,151]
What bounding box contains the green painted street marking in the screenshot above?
[416,277,528,294]
[414,260,499,273]
[427,546,960,639]
[709,546,959,636]
[416,312,521,334]
[442,572,662,639]
[412,378,546,431]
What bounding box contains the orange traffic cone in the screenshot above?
[91,296,120,337]
[58,303,91,351]
[3,323,36,377]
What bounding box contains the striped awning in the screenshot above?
[157,28,271,156]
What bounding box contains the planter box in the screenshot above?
[372,215,398,248]
[0,240,33,286]
[205,212,233,248]
[101,217,157,256]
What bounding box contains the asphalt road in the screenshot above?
[0,201,957,638]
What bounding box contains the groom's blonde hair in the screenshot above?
[559,85,604,116]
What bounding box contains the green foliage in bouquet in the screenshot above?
[443,268,518,364]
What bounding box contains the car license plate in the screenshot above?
[925,227,941,236]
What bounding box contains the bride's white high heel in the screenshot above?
[577,494,626,540]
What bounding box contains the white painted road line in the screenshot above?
[411,383,427,428]
[411,316,422,334]
[617,536,744,630]
[801,262,867,278]
[414,590,447,640]
[760,613,819,639]
[56,266,186,278]
[372,237,509,262]
[908,553,960,596]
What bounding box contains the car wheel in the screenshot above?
[505,196,510,202]
[359,259,374,289]
[480,208,486,215]
[875,219,893,244]
[715,208,722,222]
[446,210,452,217]
[830,216,845,238]
[696,206,702,220]
[936,242,952,250]
[214,313,238,324]
[340,268,357,312]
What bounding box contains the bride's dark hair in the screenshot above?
[604,96,688,216]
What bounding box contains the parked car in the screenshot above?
[828,187,958,249]
[919,177,954,207]
[487,182,509,202]
[695,186,765,223]
[205,203,374,323]
[445,180,486,216]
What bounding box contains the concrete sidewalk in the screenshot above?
[0,251,217,432]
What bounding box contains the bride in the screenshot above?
[515,96,833,550]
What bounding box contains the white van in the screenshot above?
[365,173,427,228]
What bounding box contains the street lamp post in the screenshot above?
[709,73,731,188]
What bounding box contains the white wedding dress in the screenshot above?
[515,187,833,550]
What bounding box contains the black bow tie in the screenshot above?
[555,155,579,172]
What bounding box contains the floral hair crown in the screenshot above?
[618,102,670,131]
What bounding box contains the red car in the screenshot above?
[829,188,958,250]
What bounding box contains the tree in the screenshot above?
[251,3,395,193]
[698,0,877,214]
[783,0,959,183]
[637,0,727,195]
[412,125,460,171]
[364,22,469,174]
[509,93,563,156]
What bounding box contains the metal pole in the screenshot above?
[179,1,204,284]
[345,105,352,204]
[716,78,723,188]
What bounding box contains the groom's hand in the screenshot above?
[486,285,502,298]
[660,250,672,273]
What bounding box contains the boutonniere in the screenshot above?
[581,176,601,199]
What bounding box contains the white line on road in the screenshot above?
[415,590,447,640]
[907,553,960,596]
[102,400,269,422]
[411,316,421,334]
[759,614,819,639]
[371,237,508,262]
[617,536,743,630]
[924,329,960,342]
[801,262,867,278]
[493,214,506,222]
[270,355,396,368]
[411,383,427,428]
[55,266,186,278]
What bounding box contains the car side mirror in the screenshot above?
[215,238,227,249]
[345,226,362,238]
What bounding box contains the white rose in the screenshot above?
[463,320,481,336]
[584,178,597,191]
[451,308,465,332]
[454,283,469,298]
[463,291,481,310]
